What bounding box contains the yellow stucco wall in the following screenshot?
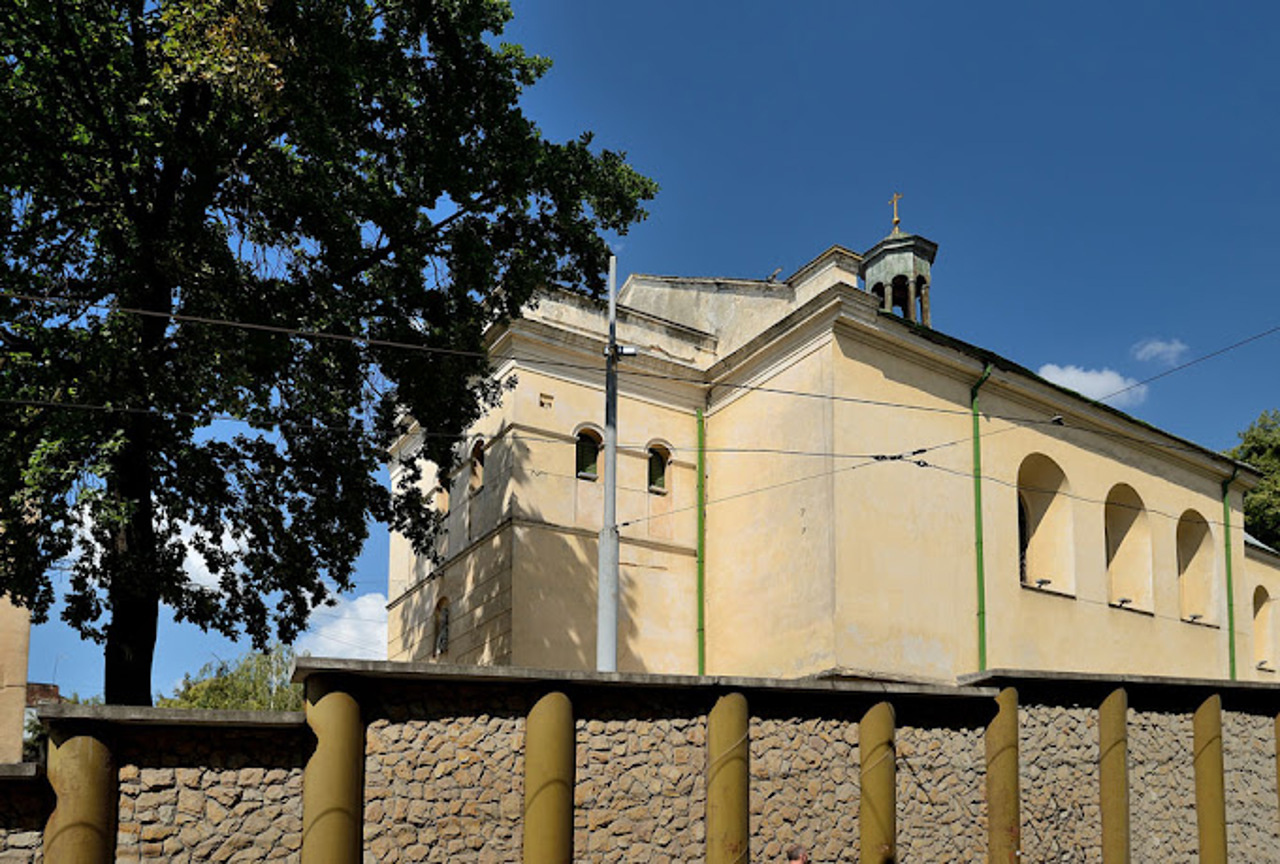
[0,596,29,762]
[386,258,1260,688]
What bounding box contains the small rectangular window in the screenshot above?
[576,432,600,479]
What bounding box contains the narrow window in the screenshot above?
[433,598,451,657]
[1017,494,1030,584]
[1255,586,1274,671]
[468,440,485,493]
[576,430,601,479]
[1104,484,1152,610]
[1177,510,1214,622]
[1015,454,1074,592]
[647,446,670,492]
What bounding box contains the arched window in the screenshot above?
[433,598,451,657]
[468,440,485,493]
[1016,454,1074,592]
[576,429,601,479]
[1177,510,1214,622]
[1104,484,1152,610]
[1254,586,1274,671]
[647,445,670,493]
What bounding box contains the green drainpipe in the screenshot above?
[971,363,993,672]
[697,408,707,676]
[1223,466,1239,681]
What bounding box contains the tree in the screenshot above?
[0,0,656,704]
[1230,409,1280,550]
[158,643,303,711]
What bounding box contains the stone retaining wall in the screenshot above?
[114,726,305,863]
[0,771,47,864]
[1130,707,1198,860]
[5,673,1280,861]
[1224,710,1280,862]
[1020,703,1102,861]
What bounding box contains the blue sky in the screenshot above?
[27,2,1280,698]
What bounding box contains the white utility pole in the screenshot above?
[597,255,621,672]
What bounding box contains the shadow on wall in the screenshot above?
[511,510,652,675]
[394,430,654,674]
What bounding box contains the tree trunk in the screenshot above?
[102,417,161,706]
[104,582,159,705]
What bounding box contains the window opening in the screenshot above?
[576,430,601,479]
[648,446,669,492]
[433,598,451,657]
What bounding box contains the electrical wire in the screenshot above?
[3,289,1273,463]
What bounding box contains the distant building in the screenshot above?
[387,225,1280,685]
[0,596,29,761]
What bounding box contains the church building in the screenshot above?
[386,217,1280,686]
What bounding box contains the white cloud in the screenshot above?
[1131,337,1189,366]
[179,522,242,590]
[1037,364,1148,408]
[297,592,388,660]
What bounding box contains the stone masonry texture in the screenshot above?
[5,681,1280,861]
[897,722,987,861]
[114,728,304,863]
[1223,710,1280,862]
[363,686,526,864]
[0,778,46,863]
[1020,703,1102,862]
[1130,707,1198,860]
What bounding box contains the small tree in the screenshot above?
[158,643,303,711]
[1230,409,1280,550]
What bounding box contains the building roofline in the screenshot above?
[875,311,1259,483]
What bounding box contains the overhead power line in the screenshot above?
[3,290,1273,462]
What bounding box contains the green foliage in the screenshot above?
[0,0,656,703]
[1230,409,1280,550]
[157,643,303,711]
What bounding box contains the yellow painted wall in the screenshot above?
[387,266,1258,689]
[703,337,838,678]
[0,596,29,762]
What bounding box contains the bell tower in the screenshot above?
[860,193,938,327]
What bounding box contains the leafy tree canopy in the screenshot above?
[1230,409,1280,550]
[157,643,303,711]
[0,0,656,703]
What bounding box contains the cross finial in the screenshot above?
[889,192,903,235]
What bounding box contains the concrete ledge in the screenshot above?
[292,657,1001,703]
[961,668,1280,712]
[37,705,306,729]
[0,762,44,781]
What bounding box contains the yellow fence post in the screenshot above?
[43,729,117,864]
[986,686,1020,863]
[706,692,749,864]
[859,701,896,863]
[1099,687,1130,863]
[1193,693,1227,864]
[302,675,365,864]
[523,691,575,864]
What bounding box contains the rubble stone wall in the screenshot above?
[1019,703,1102,861]
[1130,708,1198,860]
[114,728,305,864]
[4,683,1280,862]
[0,777,47,863]
[1224,710,1280,863]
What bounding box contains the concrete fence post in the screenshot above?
[859,701,896,863]
[706,692,749,864]
[523,691,575,864]
[1193,693,1227,864]
[986,686,1020,863]
[43,729,117,864]
[1099,687,1130,863]
[302,675,365,864]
